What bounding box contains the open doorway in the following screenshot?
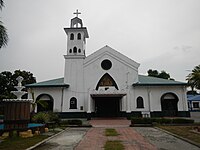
[94,97,121,117]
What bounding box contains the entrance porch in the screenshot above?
[87,89,128,118]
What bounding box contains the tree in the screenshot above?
[0,0,4,10]
[30,91,48,113]
[147,69,173,80]
[0,71,14,100]
[0,0,8,49]
[12,70,36,86]
[0,70,36,101]
[187,90,198,95]
[147,69,159,77]
[158,71,170,79]
[186,64,200,91]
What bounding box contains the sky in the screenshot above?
[0,0,200,82]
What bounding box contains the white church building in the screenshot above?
[26,11,189,119]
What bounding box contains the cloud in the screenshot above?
[1,0,200,82]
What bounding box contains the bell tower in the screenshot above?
[64,9,89,57]
[63,9,89,94]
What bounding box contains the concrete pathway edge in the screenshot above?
[155,127,200,148]
[73,128,89,150]
[26,129,67,150]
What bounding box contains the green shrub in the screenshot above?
[32,112,50,124]
[151,118,172,124]
[68,119,82,125]
[60,120,69,126]
[161,118,173,124]
[48,112,60,124]
[60,119,82,126]
[172,118,194,124]
[131,117,194,125]
[131,117,152,124]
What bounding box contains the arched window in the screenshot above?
[78,49,81,53]
[70,33,74,40]
[69,49,72,53]
[136,96,144,108]
[77,33,81,40]
[70,97,77,109]
[73,47,77,53]
[36,94,54,112]
[96,73,118,90]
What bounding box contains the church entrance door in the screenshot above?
[161,93,179,117]
[94,97,120,117]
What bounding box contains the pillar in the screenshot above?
[87,94,92,120]
[126,93,131,113]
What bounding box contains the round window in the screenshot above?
[101,59,112,70]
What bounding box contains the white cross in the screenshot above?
[73,9,81,17]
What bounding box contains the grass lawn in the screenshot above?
[105,128,119,136]
[104,129,124,149]
[158,125,200,144]
[0,134,48,150]
[0,129,62,150]
[104,140,124,150]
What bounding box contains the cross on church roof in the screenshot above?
[73,9,81,18]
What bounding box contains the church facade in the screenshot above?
[26,12,189,118]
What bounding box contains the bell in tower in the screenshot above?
[64,9,89,57]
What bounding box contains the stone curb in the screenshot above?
[73,127,90,149]
[64,125,92,128]
[155,127,200,148]
[26,128,67,150]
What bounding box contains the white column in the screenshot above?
[121,95,126,111]
[60,87,64,112]
[87,93,91,113]
[182,86,188,111]
[148,89,151,112]
[126,92,131,113]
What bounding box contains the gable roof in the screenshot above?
[133,75,187,86]
[26,75,187,88]
[84,45,140,71]
[26,78,69,88]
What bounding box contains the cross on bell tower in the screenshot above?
[73,9,81,18]
[64,10,89,57]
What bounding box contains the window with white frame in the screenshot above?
[193,102,199,108]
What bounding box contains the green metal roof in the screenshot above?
[26,78,69,88]
[26,75,187,88]
[133,75,187,86]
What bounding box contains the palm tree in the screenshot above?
[31,92,48,113]
[187,65,200,91]
[0,0,4,10]
[0,0,8,49]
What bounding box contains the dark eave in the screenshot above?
[25,77,69,88]
[133,75,188,87]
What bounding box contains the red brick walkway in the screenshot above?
[75,119,157,150]
[89,118,131,127]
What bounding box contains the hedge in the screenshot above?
[172,118,194,124]
[60,119,82,126]
[131,117,194,125]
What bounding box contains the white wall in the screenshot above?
[131,86,188,112]
[28,87,63,112]
[83,46,140,112]
[29,46,188,114]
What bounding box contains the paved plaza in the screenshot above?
[33,119,200,150]
[75,127,157,150]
